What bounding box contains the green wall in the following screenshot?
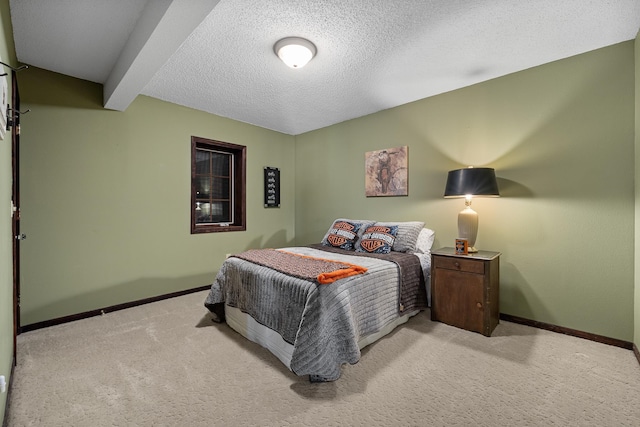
[17,68,296,325]
[296,41,636,341]
[0,0,15,421]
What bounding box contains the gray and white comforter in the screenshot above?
[205,245,429,381]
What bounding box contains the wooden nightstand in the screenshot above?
[430,247,500,336]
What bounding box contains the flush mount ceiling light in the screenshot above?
[274,37,316,69]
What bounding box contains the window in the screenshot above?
[191,136,246,233]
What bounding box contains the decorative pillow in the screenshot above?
[373,221,425,253]
[345,219,376,239]
[414,228,436,254]
[356,225,399,254]
[321,219,373,250]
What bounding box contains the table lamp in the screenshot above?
[444,167,499,252]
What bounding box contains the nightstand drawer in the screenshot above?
[433,256,484,274]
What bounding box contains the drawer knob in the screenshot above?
[454,262,460,268]
[476,302,482,309]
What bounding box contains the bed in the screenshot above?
[204,219,435,381]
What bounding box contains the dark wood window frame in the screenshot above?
[191,136,246,234]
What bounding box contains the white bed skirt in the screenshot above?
[225,304,420,372]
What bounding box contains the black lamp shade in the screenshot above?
[444,167,500,198]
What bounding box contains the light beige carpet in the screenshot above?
[6,290,640,426]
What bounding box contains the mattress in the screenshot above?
[225,304,420,370]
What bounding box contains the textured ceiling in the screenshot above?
[9,0,640,135]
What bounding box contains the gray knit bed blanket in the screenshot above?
[204,244,427,381]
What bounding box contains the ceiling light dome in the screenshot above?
[274,37,316,69]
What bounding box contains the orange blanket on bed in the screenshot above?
[230,249,368,284]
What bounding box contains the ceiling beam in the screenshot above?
[103,0,220,111]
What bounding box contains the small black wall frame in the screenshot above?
[264,167,280,208]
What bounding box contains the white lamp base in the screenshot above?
[458,205,479,253]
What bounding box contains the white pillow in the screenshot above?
[374,221,424,252]
[414,228,435,254]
